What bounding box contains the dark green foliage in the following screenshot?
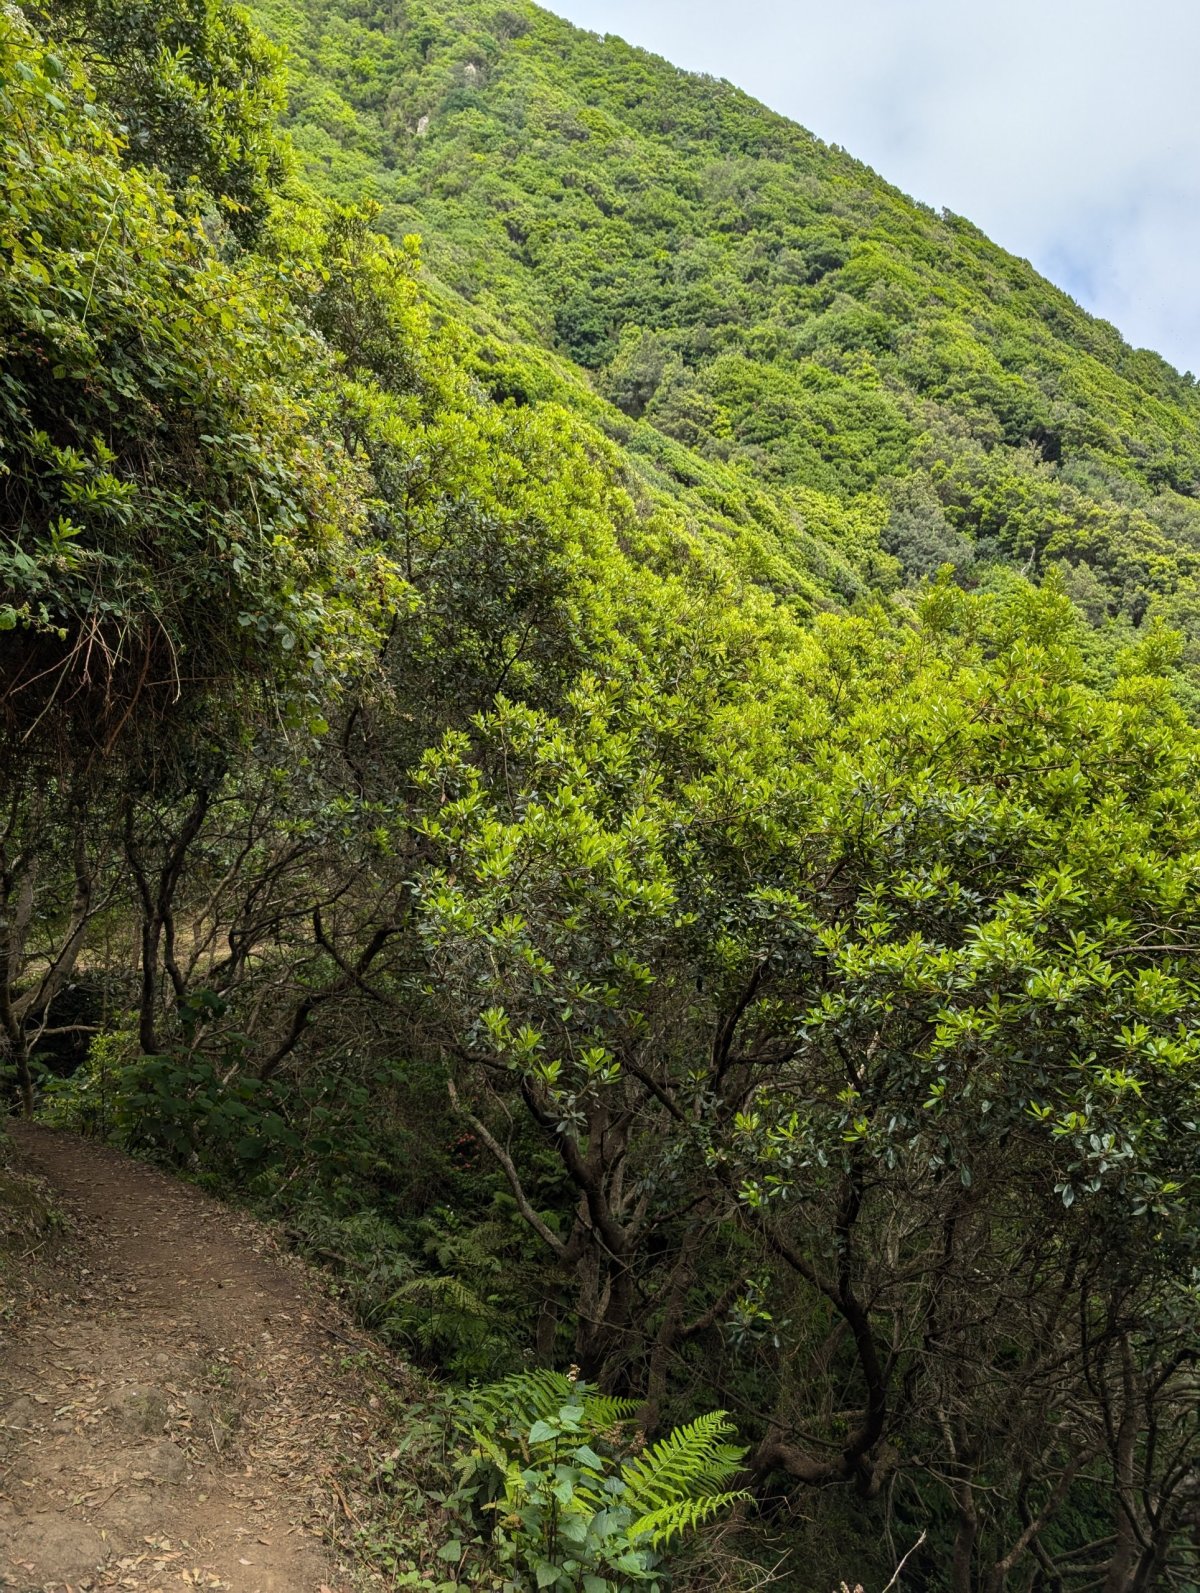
[880,475,975,580]
[450,1372,748,1588]
[0,10,369,758]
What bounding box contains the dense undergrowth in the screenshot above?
[3,1,1199,1588]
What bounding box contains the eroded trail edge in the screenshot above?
[0,1123,391,1593]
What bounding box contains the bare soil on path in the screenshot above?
[0,1123,398,1593]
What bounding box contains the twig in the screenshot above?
[87,1479,126,1511]
[81,197,119,327]
[326,1469,360,1525]
[880,1530,927,1593]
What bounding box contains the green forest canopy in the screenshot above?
[1,1,1198,1588]
[258,0,1200,655]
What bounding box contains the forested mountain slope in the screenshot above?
[2,1,1199,1589]
[256,0,1200,646]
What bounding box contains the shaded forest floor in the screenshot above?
[0,1123,422,1593]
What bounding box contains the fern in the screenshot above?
[460,1366,576,1428]
[619,1410,746,1516]
[389,1274,492,1318]
[629,1491,750,1549]
[421,1223,503,1274]
[580,1390,639,1428]
[460,1367,638,1433]
[449,1372,748,1589]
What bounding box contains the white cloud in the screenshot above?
[548,0,1200,373]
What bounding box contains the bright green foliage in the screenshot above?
[250,0,1200,669]
[32,0,289,236]
[450,1371,747,1589]
[416,579,1200,1578]
[620,1415,749,1548]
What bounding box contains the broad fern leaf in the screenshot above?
[581,1391,639,1429]
[461,1368,577,1430]
[619,1410,746,1517]
[629,1490,751,1549]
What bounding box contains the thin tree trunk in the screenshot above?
[1103,1339,1141,1593]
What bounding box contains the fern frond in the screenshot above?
[465,1219,516,1252]
[619,1410,746,1516]
[390,1275,492,1318]
[581,1391,639,1429]
[459,1369,639,1437]
[459,1368,576,1430]
[629,1489,751,1549]
[423,1228,504,1273]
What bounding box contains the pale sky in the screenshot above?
[549,0,1200,376]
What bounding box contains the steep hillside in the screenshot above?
[5,3,1200,1589]
[252,0,1200,655]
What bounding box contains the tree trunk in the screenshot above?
[951,1500,978,1593]
[1102,1339,1140,1593]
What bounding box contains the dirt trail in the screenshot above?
[0,1123,392,1593]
